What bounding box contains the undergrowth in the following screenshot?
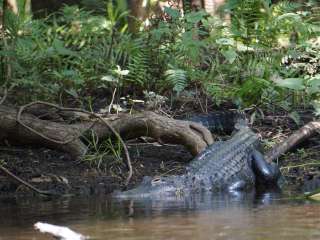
[1,0,320,117]
[83,131,125,173]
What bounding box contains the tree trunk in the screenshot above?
[203,0,226,15]
[2,0,19,84]
[24,0,31,15]
[4,0,18,14]
[127,0,147,33]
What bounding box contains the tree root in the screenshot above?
[17,101,133,185]
[0,165,59,196]
[0,103,214,187]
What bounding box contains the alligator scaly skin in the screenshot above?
[183,126,259,191]
[113,126,274,198]
[185,111,244,134]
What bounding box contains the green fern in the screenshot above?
[164,68,187,94]
[274,1,302,13]
[127,47,150,86]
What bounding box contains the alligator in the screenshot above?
[185,111,244,134]
[114,118,281,198]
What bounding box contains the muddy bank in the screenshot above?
[0,143,191,197]
[0,110,320,197]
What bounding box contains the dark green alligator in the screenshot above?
[185,111,244,134]
[114,115,281,199]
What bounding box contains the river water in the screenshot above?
[0,191,320,240]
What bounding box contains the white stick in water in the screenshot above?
[34,222,88,240]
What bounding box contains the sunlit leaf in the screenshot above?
[185,10,208,24]
[307,75,320,94]
[53,39,78,56]
[222,49,238,63]
[114,65,129,76]
[65,88,79,98]
[276,13,301,22]
[312,100,320,116]
[274,78,305,90]
[101,75,118,82]
[164,7,180,20]
[216,38,235,46]
[288,111,300,125]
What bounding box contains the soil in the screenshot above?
[1,107,320,198]
[0,142,191,197]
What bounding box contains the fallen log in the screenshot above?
[265,121,320,163]
[0,104,214,160]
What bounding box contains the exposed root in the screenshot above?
[17,101,95,145]
[0,102,214,187]
[0,165,59,196]
[17,101,133,185]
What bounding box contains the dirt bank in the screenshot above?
[0,110,320,197]
[0,142,190,197]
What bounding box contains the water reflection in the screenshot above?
[0,190,320,240]
[113,190,282,218]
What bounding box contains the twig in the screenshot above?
[195,85,205,114]
[0,165,58,196]
[94,112,132,185]
[108,87,117,114]
[280,162,320,171]
[17,101,133,185]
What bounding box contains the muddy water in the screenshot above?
[0,192,320,240]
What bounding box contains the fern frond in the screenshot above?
[274,1,302,14]
[127,46,150,86]
[164,68,187,93]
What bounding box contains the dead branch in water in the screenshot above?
[34,222,88,240]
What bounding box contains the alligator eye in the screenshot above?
[152,177,161,182]
[151,177,162,185]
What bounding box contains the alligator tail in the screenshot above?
[187,111,246,134]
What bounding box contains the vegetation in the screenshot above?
[0,0,319,115]
[1,0,320,196]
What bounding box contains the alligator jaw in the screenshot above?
[113,176,185,199]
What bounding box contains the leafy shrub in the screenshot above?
[1,0,320,115]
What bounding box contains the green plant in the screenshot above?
[0,3,132,101]
[83,131,124,172]
[0,159,6,166]
[1,0,320,114]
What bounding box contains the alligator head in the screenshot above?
[113,175,186,199]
